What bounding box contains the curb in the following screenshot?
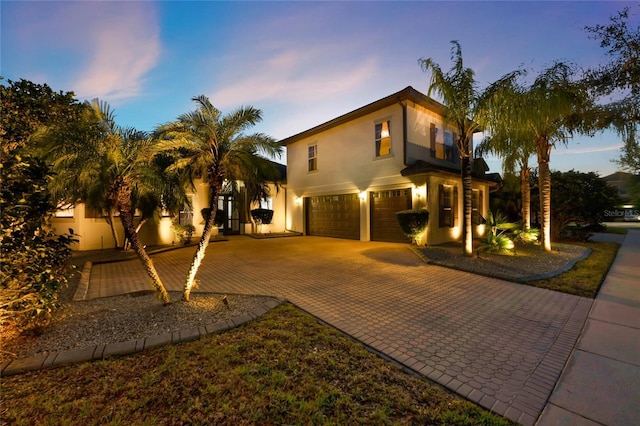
[1,297,287,377]
[409,245,592,284]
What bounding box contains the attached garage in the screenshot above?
[305,194,360,240]
[370,188,412,243]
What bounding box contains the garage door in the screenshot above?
[371,189,412,243]
[305,194,360,240]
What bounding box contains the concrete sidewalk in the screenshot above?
[538,230,640,425]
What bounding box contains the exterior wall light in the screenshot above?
[295,197,303,205]
[359,191,367,201]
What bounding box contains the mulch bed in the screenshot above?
[418,241,589,282]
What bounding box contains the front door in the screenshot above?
[218,195,240,235]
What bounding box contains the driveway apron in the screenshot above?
[90,236,592,425]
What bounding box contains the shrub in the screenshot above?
[479,234,515,254]
[201,208,227,227]
[171,223,195,244]
[0,155,76,332]
[251,208,274,225]
[480,211,515,254]
[512,226,540,244]
[396,210,429,245]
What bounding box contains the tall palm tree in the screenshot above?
[419,41,481,256]
[476,72,536,230]
[36,100,174,304]
[155,95,282,301]
[518,63,592,251]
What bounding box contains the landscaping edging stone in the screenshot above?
[1,298,287,377]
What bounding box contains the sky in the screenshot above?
[1,1,636,177]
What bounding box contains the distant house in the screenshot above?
[602,171,636,204]
[602,171,640,222]
[280,86,500,245]
[50,168,287,251]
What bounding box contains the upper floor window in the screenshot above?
[444,131,456,162]
[308,144,317,172]
[375,120,391,157]
[431,124,457,163]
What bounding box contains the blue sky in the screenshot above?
[1,1,635,177]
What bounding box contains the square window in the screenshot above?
[375,121,391,157]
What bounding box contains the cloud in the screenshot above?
[71,3,161,102]
[209,47,378,109]
[554,143,624,155]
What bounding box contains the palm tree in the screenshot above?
[154,95,282,301]
[476,72,536,230]
[419,41,481,256]
[518,63,592,251]
[36,100,174,304]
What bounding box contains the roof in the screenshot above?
[279,86,447,146]
[400,159,501,188]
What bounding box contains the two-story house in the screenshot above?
[281,86,499,245]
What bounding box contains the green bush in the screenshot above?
[201,208,227,227]
[513,227,540,244]
[171,223,195,244]
[0,155,76,331]
[251,208,274,225]
[395,210,429,245]
[480,211,515,254]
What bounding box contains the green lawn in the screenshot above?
[3,304,514,425]
[528,241,619,297]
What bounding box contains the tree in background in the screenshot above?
[155,95,282,301]
[0,79,79,330]
[419,41,481,256]
[531,170,621,239]
[37,100,177,304]
[584,6,639,174]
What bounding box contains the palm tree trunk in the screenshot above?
[520,167,531,230]
[123,217,148,251]
[106,209,120,249]
[537,141,552,252]
[116,183,171,304]
[183,180,220,302]
[461,155,473,256]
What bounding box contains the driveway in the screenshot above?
[90,236,592,425]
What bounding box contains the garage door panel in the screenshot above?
[371,189,412,243]
[306,194,360,240]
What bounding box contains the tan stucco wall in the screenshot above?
[285,102,490,245]
[50,177,287,250]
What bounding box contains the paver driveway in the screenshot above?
[89,236,592,425]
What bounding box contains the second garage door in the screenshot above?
[371,188,412,243]
[305,194,360,240]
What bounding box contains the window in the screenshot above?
[444,131,455,162]
[54,204,75,218]
[431,124,456,163]
[431,124,444,159]
[308,144,317,171]
[472,189,485,225]
[438,184,458,228]
[375,120,391,157]
[179,196,194,226]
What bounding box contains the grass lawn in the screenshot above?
[527,241,620,298]
[2,304,514,425]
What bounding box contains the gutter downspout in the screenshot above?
[401,101,408,166]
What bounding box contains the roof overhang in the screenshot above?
[279,86,448,146]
